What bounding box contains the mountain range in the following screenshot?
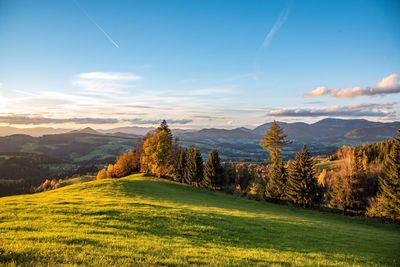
[0,118,398,162]
[1,118,399,141]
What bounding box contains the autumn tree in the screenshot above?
[114,150,139,178]
[203,149,224,190]
[96,168,107,180]
[329,146,366,212]
[185,146,203,186]
[260,121,290,200]
[140,120,173,177]
[286,145,321,207]
[106,164,115,178]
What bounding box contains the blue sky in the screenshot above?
[0,0,399,129]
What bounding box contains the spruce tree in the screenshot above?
[158,120,172,140]
[286,145,320,207]
[238,164,252,192]
[175,148,187,183]
[260,121,290,158]
[203,149,224,190]
[185,146,203,187]
[260,121,290,200]
[265,158,286,199]
[374,129,400,219]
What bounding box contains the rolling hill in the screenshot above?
[0,174,399,266]
[0,118,398,165]
[0,132,141,164]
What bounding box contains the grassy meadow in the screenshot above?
[0,174,399,266]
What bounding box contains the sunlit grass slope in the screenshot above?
[0,174,399,266]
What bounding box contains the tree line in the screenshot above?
[96,120,400,221]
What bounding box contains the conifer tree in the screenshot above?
[260,121,290,158]
[222,162,236,191]
[286,145,320,207]
[185,146,203,186]
[237,164,252,192]
[158,119,173,143]
[175,147,187,183]
[373,129,400,219]
[203,149,224,190]
[260,121,290,200]
[266,159,286,199]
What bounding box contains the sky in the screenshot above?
[0,0,399,129]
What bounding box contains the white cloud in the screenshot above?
[268,102,397,118]
[304,86,329,97]
[304,73,400,99]
[77,72,142,81]
[72,72,142,93]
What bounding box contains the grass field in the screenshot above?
[0,174,399,266]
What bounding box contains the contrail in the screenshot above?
[260,0,292,50]
[253,0,293,80]
[74,0,120,48]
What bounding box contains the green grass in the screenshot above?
[0,174,399,266]
[57,176,95,187]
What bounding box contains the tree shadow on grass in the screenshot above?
[0,247,38,265]
[104,178,399,265]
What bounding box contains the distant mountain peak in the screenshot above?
[69,127,100,135]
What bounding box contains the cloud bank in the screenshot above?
[0,115,193,126]
[268,102,397,118]
[124,119,193,125]
[0,116,119,125]
[305,73,400,99]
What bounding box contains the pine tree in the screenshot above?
[237,164,252,192]
[175,148,187,183]
[286,145,320,207]
[260,121,290,159]
[222,162,236,191]
[261,121,290,200]
[185,146,203,187]
[265,158,286,199]
[203,149,224,190]
[157,119,173,143]
[374,129,400,219]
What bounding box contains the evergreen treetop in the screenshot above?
[203,149,224,190]
[375,129,400,219]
